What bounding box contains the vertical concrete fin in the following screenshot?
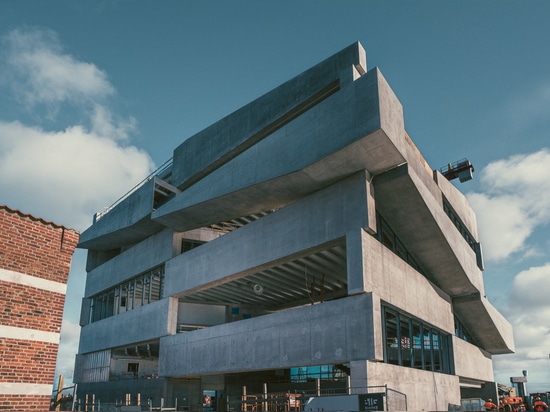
[372,67,406,156]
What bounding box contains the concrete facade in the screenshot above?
[74,42,513,411]
[0,205,79,412]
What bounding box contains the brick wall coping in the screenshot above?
[0,205,78,232]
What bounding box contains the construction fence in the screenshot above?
[226,385,407,412]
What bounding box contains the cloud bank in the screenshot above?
[467,149,550,262]
[0,27,154,231]
[468,148,550,390]
[492,262,550,390]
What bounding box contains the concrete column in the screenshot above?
[346,228,368,295]
[364,171,377,236]
[167,296,179,335]
[349,360,368,390]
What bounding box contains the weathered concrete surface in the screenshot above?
[78,298,177,354]
[159,293,374,376]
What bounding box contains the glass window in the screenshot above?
[127,362,139,375]
[454,316,477,346]
[127,280,134,311]
[384,309,399,365]
[440,334,451,374]
[134,277,144,308]
[152,268,163,301]
[432,330,441,372]
[399,315,412,367]
[89,298,96,323]
[113,287,120,315]
[290,365,347,383]
[106,290,115,318]
[143,274,151,305]
[383,306,451,375]
[380,219,394,251]
[182,239,206,253]
[88,266,164,323]
[423,328,433,372]
[411,321,423,369]
[395,238,408,261]
[375,213,424,275]
[120,284,128,314]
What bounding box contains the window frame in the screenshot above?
[382,305,453,375]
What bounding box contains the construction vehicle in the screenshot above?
[499,396,526,411]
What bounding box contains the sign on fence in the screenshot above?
[359,393,385,411]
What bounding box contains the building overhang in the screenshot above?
[152,127,405,233]
[453,293,515,354]
[78,177,179,250]
[374,163,480,297]
[176,241,348,311]
[152,63,407,232]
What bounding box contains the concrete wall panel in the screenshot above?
[78,298,174,354]
[85,228,175,297]
[453,336,494,382]
[361,231,454,333]
[159,294,373,376]
[164,171,370,297]
[375,163,485,297]
[79,178,164,249]
[435,170,479,240]
[364,360,461,412]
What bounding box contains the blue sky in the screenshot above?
[1,0,550,393]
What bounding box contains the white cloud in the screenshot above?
[467,148,550,262]
[0,27,155,231]
[513,263,550,311]
[468,150,550,391]
[0,120,154,231]
[1,27,114,109]
[91,104,137,142]
[492,263,550,392]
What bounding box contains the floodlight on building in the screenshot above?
[439,158,475,183]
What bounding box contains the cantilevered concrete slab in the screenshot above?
[153,65,407,232]
[453,294,515,354]
[78,177,180,250]
[374,163,483,296]
[171,41,367,191]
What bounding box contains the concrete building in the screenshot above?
[74,42,514,411]
[0,205,79,412]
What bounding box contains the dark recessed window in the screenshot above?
[383,306,452,375]
[181,239,206,253]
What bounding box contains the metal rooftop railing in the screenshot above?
[93,158,173,223]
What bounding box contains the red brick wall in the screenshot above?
[0,206,79,283]
[0,206,79,412]
[0,338,58,384]
[0,394,52,411]
[0,281,66,332]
